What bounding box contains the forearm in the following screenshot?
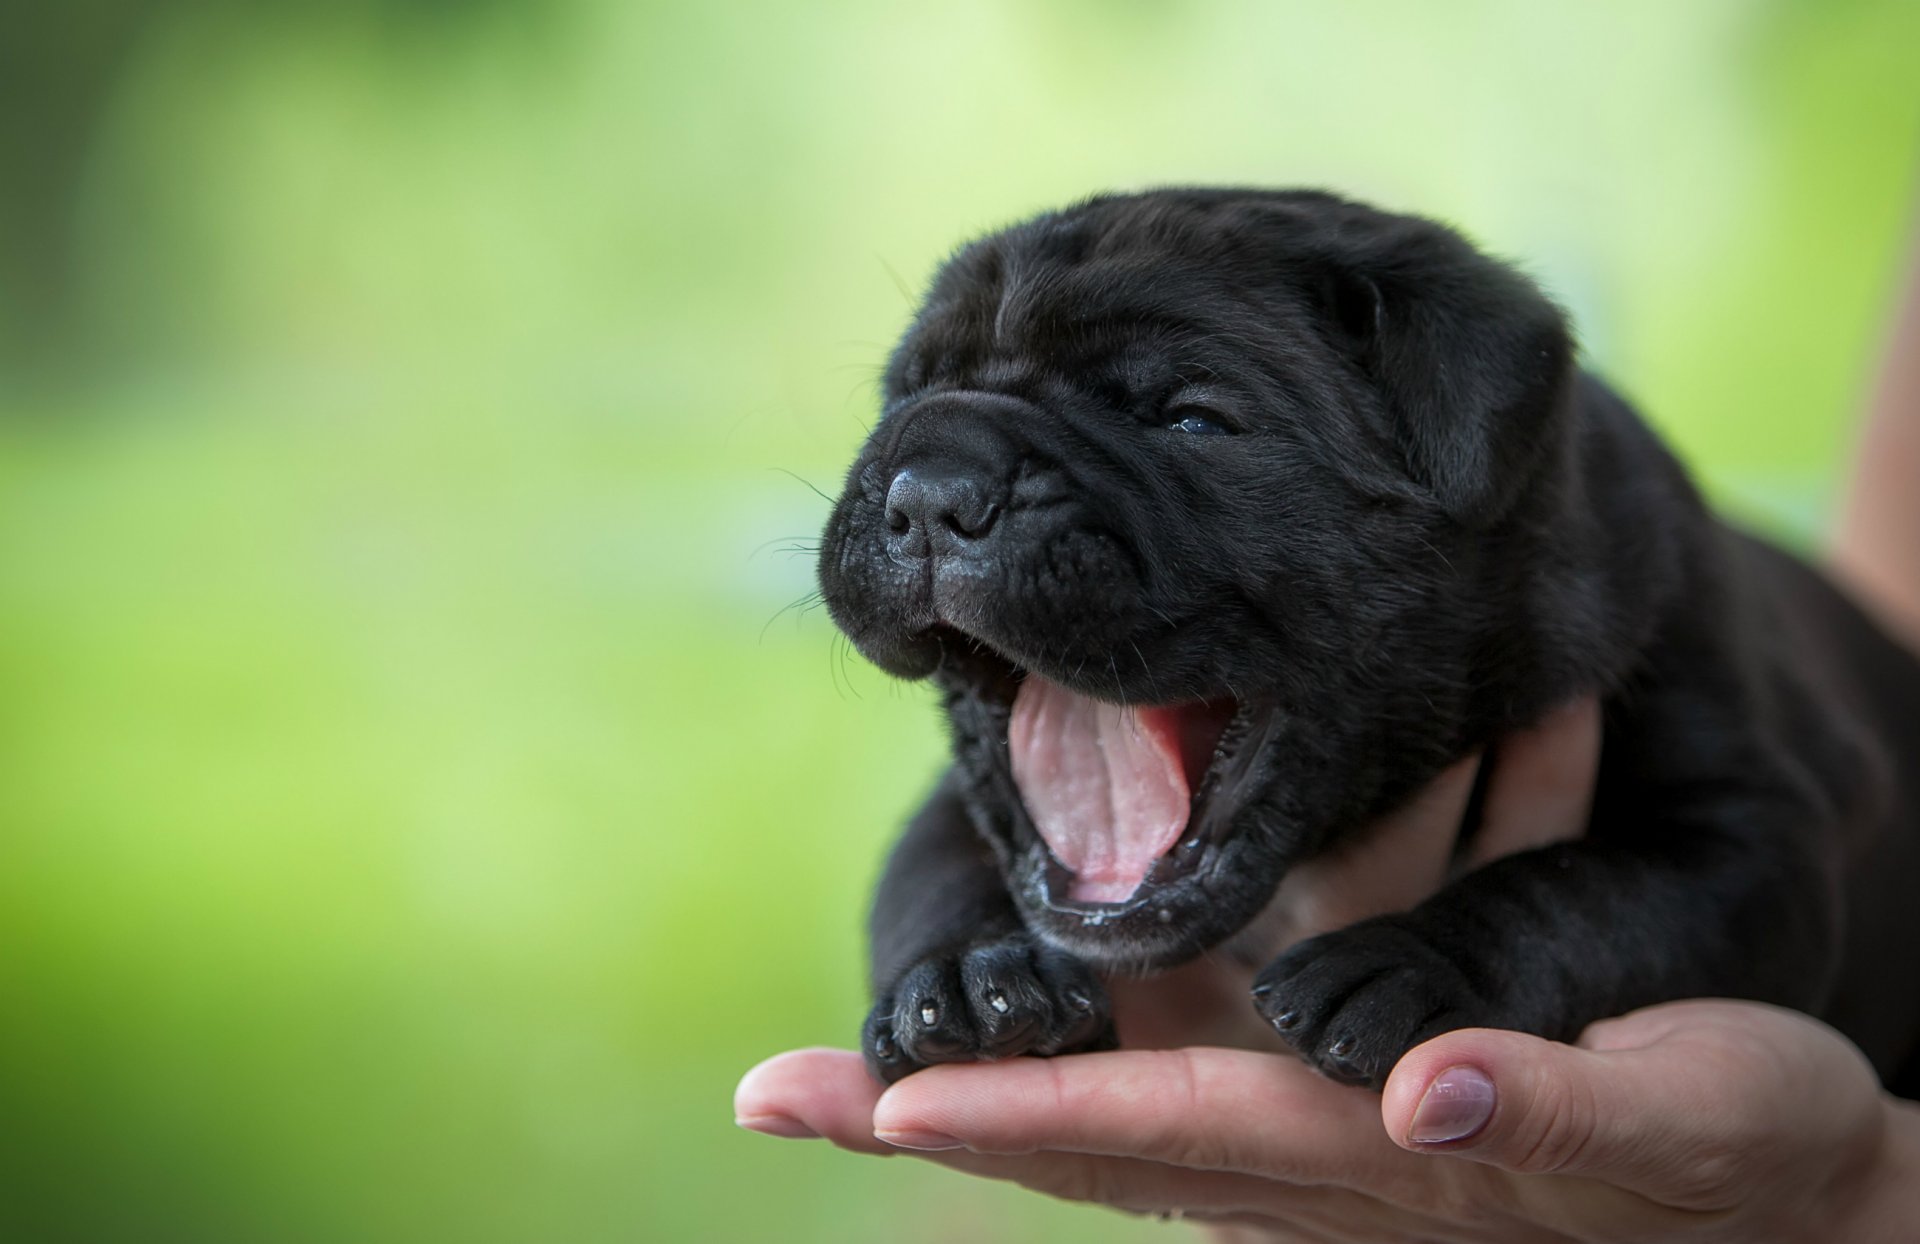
[1833,227,1920,649]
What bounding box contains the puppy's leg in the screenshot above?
[1251,689,1843,1090]
[864,770,1115,1083]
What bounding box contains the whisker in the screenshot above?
[748,533,825,559]
[761,591,825,642]
[837,632,864,700]
[1127,640,1158,701]
[878,256,916,305]
[768,467,836,506]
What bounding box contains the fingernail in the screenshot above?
[1407,1065,1496,1145]
[874,1128,965,1151]
[736,1114,820,1140]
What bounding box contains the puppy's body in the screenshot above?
[818,189,1920,1092]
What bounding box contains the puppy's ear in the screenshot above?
[1311,217,1574,528]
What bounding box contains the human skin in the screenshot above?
[736,1002,1920,1242]
[1834,231,1920,651]
[735,696,1920,1240]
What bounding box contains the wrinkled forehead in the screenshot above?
[894,233,1278,398]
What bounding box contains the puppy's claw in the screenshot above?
[1251,915,1490,1092]
[861,936,1113,1081]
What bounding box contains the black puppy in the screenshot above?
[816,189,1920,1093]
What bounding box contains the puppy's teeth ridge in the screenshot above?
[919,1001,940,1026]
[988,991,1010,1014]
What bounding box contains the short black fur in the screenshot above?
[816,189,1920,1092]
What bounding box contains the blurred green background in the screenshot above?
[1,1,1916,1240]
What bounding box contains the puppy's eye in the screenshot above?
[1167,408,1232,436]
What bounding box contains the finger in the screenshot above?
[910,1146,1287,1222]
[734,1047,895,1155]
[905,1147,1416,1239]
[1466,695,1599,868]
[1262,750,1482,947]
[872,1046,1415,1187]
[1384,1026,1681,1184]
[1380,1016,1794,1210]
[738,1049,1340,1230]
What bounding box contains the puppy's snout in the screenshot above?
[885,468,1001,558]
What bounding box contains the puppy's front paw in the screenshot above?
[863,936,1115,1084]
[1250,918,1487,1091]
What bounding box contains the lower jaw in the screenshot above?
[1041,845,1209,910]
[1014,846,1235,973]
[1023,906,1218,974]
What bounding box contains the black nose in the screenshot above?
[884,468,1000,557]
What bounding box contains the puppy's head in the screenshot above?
[819,189,1575,969]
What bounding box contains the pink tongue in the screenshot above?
[1008,675,1191,904]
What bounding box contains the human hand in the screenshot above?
[736,1000,1919,1241]
[736,695,1915,1239]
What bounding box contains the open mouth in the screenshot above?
[1008,673,1242,906]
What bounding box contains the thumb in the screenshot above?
[1379,1026,1724,1197]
